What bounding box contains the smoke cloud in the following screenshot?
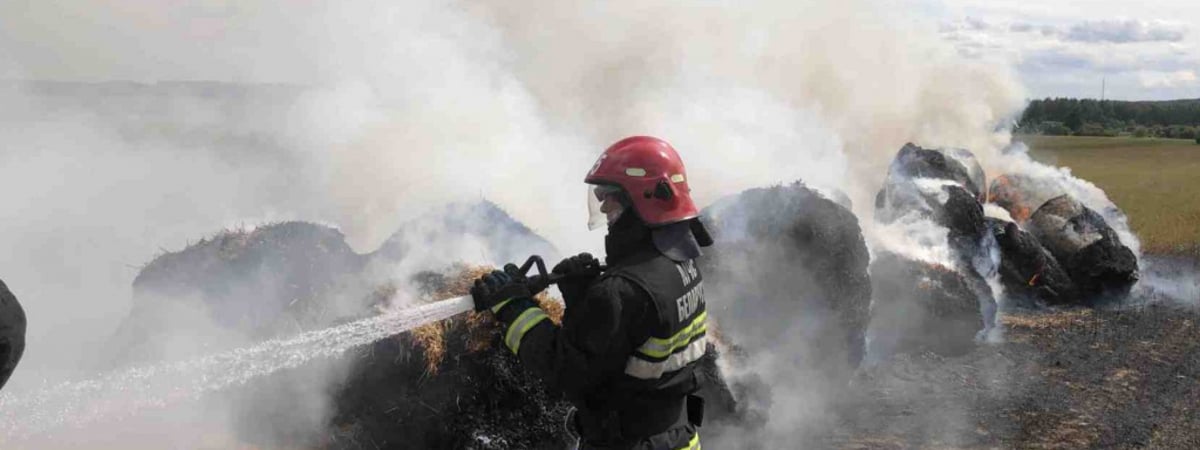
[0,0,1027,446]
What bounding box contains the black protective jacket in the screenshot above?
[492,215,707,449]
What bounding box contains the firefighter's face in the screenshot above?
[599,193,623,216]
[587,184,627,230]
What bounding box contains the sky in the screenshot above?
[913,0,1200,100]
[0,1,1196,100]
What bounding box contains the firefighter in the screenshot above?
[471,136,713,450]
[0,278,25,392]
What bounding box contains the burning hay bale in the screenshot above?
[701,181,872,377]
[0,278,25,391]
[867,252,996,356]
[942,147,987,201]
[870,144,999,356]
[875,144,994,265]
[877,143,986,202]
[939,184,992,266]
[987,168,1140,305]
[987,218,1078,307]
[1029,195,1139,302]
[110,222,370,364]
[329,266,575,450]
[103,222,374,447]
[988,174,1047,224]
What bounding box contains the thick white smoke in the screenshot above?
[0,0,1027,446]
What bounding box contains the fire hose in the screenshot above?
[413,255,606,323]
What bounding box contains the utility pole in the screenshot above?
[1101,77,1106,102]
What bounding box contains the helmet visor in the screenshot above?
[587,184,626,231]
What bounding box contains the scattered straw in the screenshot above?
[407,265,565,374]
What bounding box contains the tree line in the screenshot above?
[1017,97,1200,141]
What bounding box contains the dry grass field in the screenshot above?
[1019,135,1200,255]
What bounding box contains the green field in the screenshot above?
[1018,135,1200,255]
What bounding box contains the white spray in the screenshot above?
[0,294,472,444]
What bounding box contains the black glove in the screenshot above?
[470,265,532,313]
[552,253,601,304]
[553,252,601,278]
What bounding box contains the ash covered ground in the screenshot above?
[822,304,1200,449]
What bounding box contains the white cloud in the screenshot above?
[1065,19,1188,43]
[924,1,1200,99]
[1019,44,1196,74]
[1009,22,1035,33]
[1138,70,1198,88]
[965,16,990,31]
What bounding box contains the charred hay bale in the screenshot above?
[106,223,372,446]
[943,147,987,201]
[875,145,994,265]
[882,143,984,201]
[692,341,745,428]
[986,218,1078,307]
[989,173,1139,248]
[373,200,558,267]
[107,222,369,370]
[0,278,26,391]
[877,179,993,268]
[939,184,992,265]
[1029,195,1138,302]
[701,181,872,376]
[868,252,996,357]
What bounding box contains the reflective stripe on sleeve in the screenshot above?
[490,297,515,314]
[633,310,707,360]
[504,307,549,355]
[675,432,700,450]
[624,334,707,380]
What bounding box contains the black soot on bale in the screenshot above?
[871,143,999,357]
[875,143,995,263]
[868,252,995,356]
[116,222,369,363]
[986,218,1078,307]
[0,278,26,391]
[1029,195,1139,303]
[702,181,872,383]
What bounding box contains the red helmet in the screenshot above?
[585,136,698,227]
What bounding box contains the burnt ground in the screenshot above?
[818,303,1200,449]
